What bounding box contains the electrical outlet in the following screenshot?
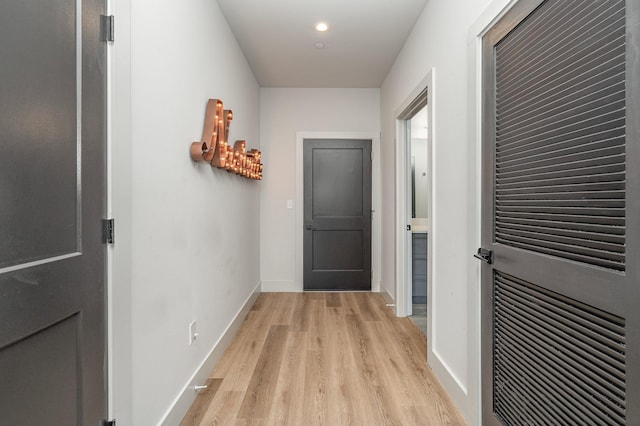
[189,320,197,345]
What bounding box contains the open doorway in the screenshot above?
[395,71,433,340]
[408,106,429,335]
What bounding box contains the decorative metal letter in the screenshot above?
[190,99,262,180]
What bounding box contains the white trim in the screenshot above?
[429,347,470,406]
[295,131,382,292]
[261,280,298,292]
[394,70,435,322]
[105,0,114,418]
[394,119,411,317]
[108,0,133,422]
[159,282,261,425]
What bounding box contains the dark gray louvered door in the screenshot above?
[480,0,640,425]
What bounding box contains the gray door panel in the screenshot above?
[0,0,107,424]
[481,0,640,424]
[1,316,80,425]
[303,139,372,291]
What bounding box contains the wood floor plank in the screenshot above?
[307,296,327,351]
[353,292,381,321]
[326,306,359,425]
[199,391,244,425]
[325,292,342,308]
[265,331,308,426]
[371,296,467,424]
[302,350,328,425]
[182,292,467,426]
[237,324,289,420]
[269,292,296,325]
[290,293,310,332]
[366,320,421,408]
[179,378,223,426]
[344,312,405,424]
[213,295,281,392]
[210,311,260,381]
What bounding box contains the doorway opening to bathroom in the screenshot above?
[407,105,429,335]
[395,72,433,339]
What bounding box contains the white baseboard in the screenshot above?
[428,348,470,424]
[159,282,261,425]
[262,280,384,293]
[261,279,299,292]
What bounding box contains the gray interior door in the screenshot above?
[481,0,640,424]
[303,139,372,291]
[0,0,107,424]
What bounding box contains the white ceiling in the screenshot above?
[216,0,429,88]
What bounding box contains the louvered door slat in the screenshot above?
[498,34,625,116]
[499,127,625,161]
[495,230,623,257]
[497,181,624,195]
[498,189,624,200]
[498,97,625,143]
[495,1,578,61]
[495,47,627,272]
[498,217,625,235]
[497,163,625,185]
[497,62,625,128]
[495,0,626,277]
[496,2,624,98]
[498,50,625,124]
[497,289,625,364]
[493,272,626,425]
[495,335,625,425]
[498,222,624,245]
[496,156,625,180]
[495,233,624,262]
[497,171,625,189]
[498,121,625,157]
[497,110,625,151]
[495,1,616,74]
[499,135,625,167]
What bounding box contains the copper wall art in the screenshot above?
[190,99,263,180]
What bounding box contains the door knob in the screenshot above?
[305,225,316,230]
[474,248,493,264]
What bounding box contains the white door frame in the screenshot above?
[395,70,435,320]
[295,131,382,292]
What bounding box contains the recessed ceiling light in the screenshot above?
[314,42,325,49]
[315,22,328,32]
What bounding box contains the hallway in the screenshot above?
[180,293,466,425]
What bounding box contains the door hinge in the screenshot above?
[104,420,116,426]
[101,15,115,42]
[102,219,115,244]
[371,150,374,161]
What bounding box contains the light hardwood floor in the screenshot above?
[181,292,467,425]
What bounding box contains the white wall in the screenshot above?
[110,0,261,424]
[380,0,503,423]
[260,88,380,292]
